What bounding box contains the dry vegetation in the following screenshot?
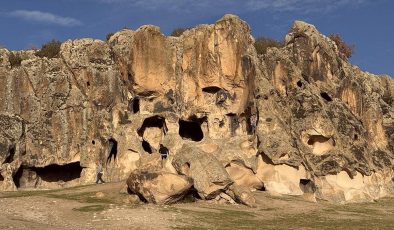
[1,182,393,229]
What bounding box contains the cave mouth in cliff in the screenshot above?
[13,162,83,188]
[307,135,335,155]
[107,138,118,164]
[226,113,239,136]
[138,116,167,137]
[179,119,204,142]
[142,140,153,154]
[129,97,140,114]
[299,179,316,193]
[202,86,222,94]
[4,145,16,164]
[0,174,4,181]
[320,92,333,102]
[296,80,303,88]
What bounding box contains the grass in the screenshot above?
[73,204,108,212]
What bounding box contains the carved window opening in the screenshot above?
[320,92,333,102]
[107,138,118,164]
[179,119,204,142]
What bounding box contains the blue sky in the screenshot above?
[0,0,393,77]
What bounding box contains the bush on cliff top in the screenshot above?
[254,37,283,55]
[35,39,62,59]
[8,52,22,68]
[171,28,188,37]
[328,34,354,59]
[106,32,115,41]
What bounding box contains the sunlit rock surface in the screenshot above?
[0,15,393,204]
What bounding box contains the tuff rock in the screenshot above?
[0,14,393,204]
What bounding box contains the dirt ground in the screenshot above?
[0,182,393,230]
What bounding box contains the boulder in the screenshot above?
[126,170,193,204]
[172,144,233,199]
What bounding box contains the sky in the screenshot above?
[0,0,393,77]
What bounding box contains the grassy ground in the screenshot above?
[0,182,393,230]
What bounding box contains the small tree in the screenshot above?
[170,28,188,37]
[328,34,354,59]
[254,37,283,55]
[8,52,22,68]
[106,32,115,41]
[35,39,62,59]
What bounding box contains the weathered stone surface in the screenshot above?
[172,143,233,199]
[126,170,193,204]
[0,14,393,205]
[126,154,193,204]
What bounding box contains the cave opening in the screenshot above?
[13,162,83,188]
[202,86,222,94]
[0,174,4,181]
[129,97,140,114]
[12,166,24,188]
[137,116,167,137]
[307,135,331,146]
[34,162,83,183]
[299,179,316,193]
[181,186,201,202]
[320,92,333,102]
[142,140,152,154]
[4,145,15,164]
[296,80,303,88]
[87,81,90,87]
[178,119,204,142]
[307,135,335,155]
[226,113,239,136]
[107,138,118,164]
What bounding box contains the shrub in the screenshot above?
[8,52,22,68]
[328,34,354,59]
[35,39,62,59]
[254,37,283,55]
[170,28,188,37]
[106,32,115,41]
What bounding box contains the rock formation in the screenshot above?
[0,14,393,204]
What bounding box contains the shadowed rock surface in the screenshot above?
[0,14,393,204]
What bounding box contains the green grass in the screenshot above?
[73,204,108,212]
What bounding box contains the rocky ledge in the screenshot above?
[0,14,393,205]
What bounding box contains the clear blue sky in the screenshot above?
[0,0,393,77]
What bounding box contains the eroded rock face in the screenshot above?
[0,14,393,204]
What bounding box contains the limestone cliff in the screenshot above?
[0,15,393,204]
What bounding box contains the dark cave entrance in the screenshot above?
[138,116,167,153]
[129,97,140,114]
[226,113,239,136]
[107,138,118,164]
[178,118,204,142]
[3,144,15,164]
[307,135,331,146]
[0,174,4,181]
[202,86,222,94]
[320,92,333,102]
[142,140,153,154]
[137,116,167,137]
[299,179,316,193]
[13,162,83,188]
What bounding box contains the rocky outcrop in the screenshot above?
[0,15,393,204]
[126,154,193,204]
